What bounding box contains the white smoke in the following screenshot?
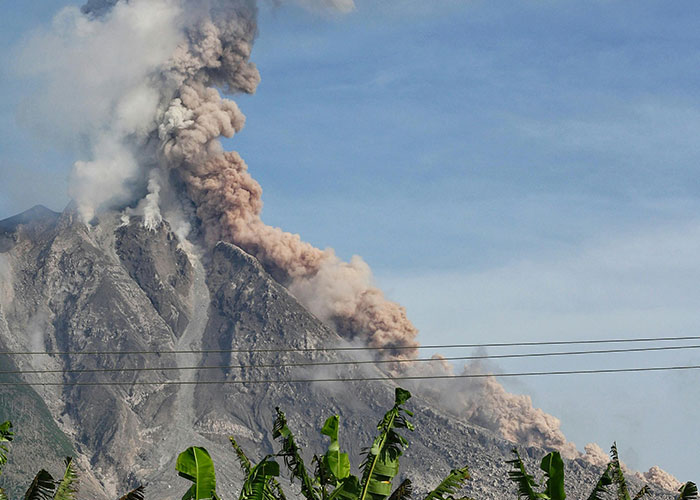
[139,170,164,231]
[16,0,184,217]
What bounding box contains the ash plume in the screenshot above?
[22,0,414,354]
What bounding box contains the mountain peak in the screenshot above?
[0,205,59,232]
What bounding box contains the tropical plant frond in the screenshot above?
[230,436,252,475]
[388,478,412,500]
[506,449,546,500]
[117,486,146,500]
[359,388,413,500]
[677,482,699,500]
[273,408,319,500]
[268,478,288,500]
[609,443,631,500]
[585,463,613,500]
[0,421,13,474]
[239,459,280,500]
[24,469,55,500]
[424,467,470,500]
[176,446,218,500]
[632,485,649,500]
[53,456,79,500]
[328,476,361,500]
[320,415,350,483]
[0,486,8,500]
[540,452,566,500]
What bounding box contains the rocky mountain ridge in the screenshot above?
[0,205,675,499]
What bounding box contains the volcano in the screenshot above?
[0,205,674,499]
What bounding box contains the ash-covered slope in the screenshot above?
[0,206,674,499]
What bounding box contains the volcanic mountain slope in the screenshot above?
[0,206,674,499]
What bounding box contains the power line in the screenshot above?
[4,343,700,376]
[4,334,700,356]
[1,364,699,386]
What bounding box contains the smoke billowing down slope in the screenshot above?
[12,0,678,487]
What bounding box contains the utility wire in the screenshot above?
[4,343,700,376]
[1,364,699,386]
[4,334,700,356]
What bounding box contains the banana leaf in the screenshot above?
[177,446,217,500]
[24,469,55,500]
[507,449,547,500]
[359,388,413,500]
[239,460,280,500]
[678,482,698,500]
[321,416,350,482]
[540,452,565,500]
[117,486,145,500]
[273,408,319,500]
[54,457,79,500]
[424,467,470,500]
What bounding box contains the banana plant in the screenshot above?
[267,388,471,500]
[585,463,613,500]
[0,421,13,473]
[53,457,79,500]
[239,459,282,500]
[358,388,414,500]
[0,420,13,500]
[677,482,698,500]
[386,479,412,500]
[507,449,545,500]
[609,443,649,500]
[273,408,320,500]
[24,469,56,500]
[24,457,81,500]
[320,415,350,486]
[507,449,565,500]
[117,486,146,500]
[423,466,472,500]
[230,436,286,500]
[177,446,218,500]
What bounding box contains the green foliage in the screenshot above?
[632,485,649,500]
[273,408,319,500]
[223,387,470,500]
[585,463,613,500]
[117,486,146,500]
[540,452,565,500]
[609,443,631,500]
[507,449,545,500]
[239,460,281,500]
[423,467,470,500]
[230,436,252,475]
[230,437,286,500]
[177,446,218,500]
[387,479,412,500]
[327,475,361,500]
[53,457,79,500]
[321,416,350,483]
[678,482,698,500]
[0,420,13,500]
[0,421,13,474]
[359,388,414,500]
[23,470,55,500]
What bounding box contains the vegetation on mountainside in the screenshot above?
[176,388,473,500]
[0,386,696,500]
[507,442,697,500]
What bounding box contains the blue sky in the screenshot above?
[1,0,699,480]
